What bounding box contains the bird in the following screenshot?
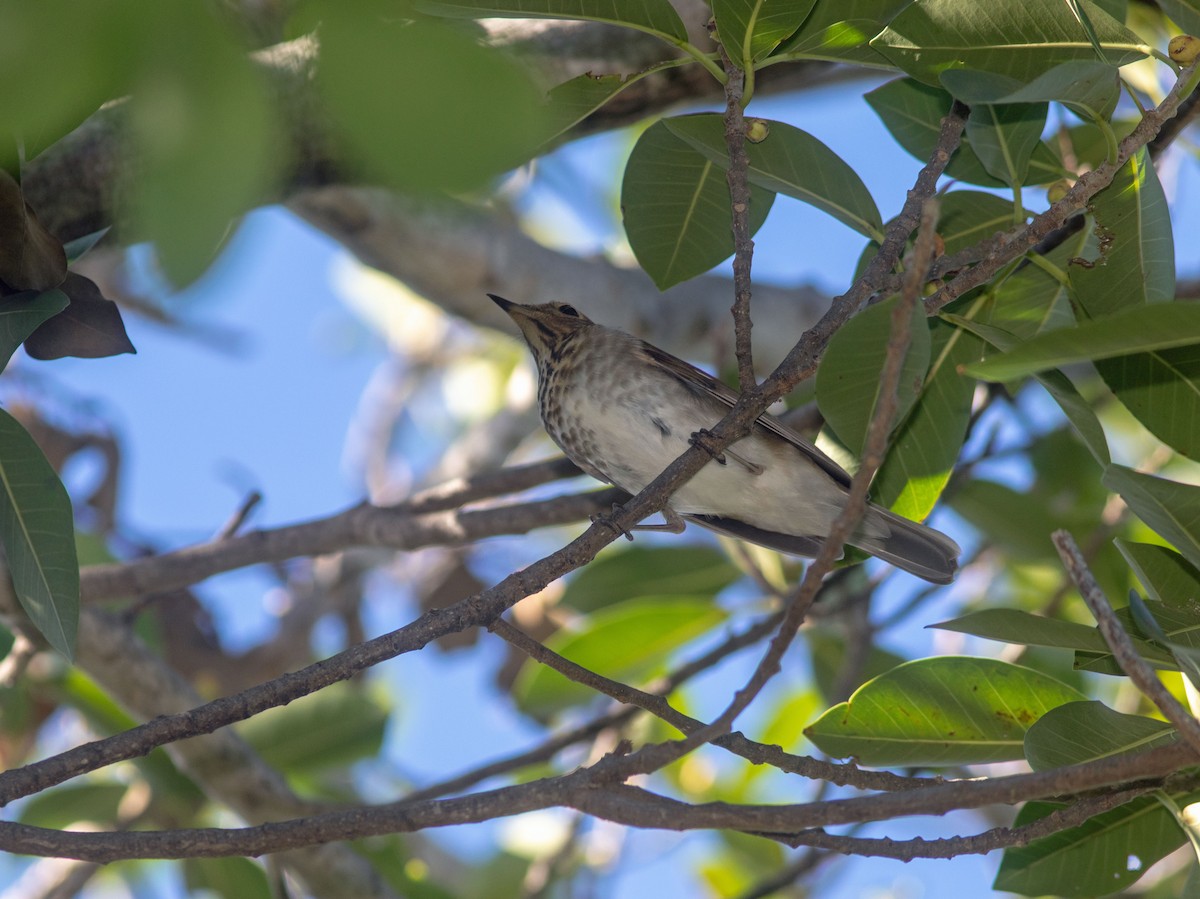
[490,294,960,584]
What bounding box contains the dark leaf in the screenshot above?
[0,289,69,372]
[0,170,66,292]
[23,272,136,360]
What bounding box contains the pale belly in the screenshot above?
[566,390,849,537]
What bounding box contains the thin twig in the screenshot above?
[720,45,756,392]
[1053,530,1200,756]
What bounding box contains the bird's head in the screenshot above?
[489,294,593,362]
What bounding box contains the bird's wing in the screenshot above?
[637,341,853,488]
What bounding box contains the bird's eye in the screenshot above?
[558,304,580,317]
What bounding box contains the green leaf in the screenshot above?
[538,66,683,147]
[0,289,69,373]
[237,682,388,776]
[513,597,727,718]
[816,297,931,455]
[965,303,1200,381]
[774,0,912,67]
[941,61,1120,120]
[318,9,544,195]
[943,314,1110,465]
[664,114,882,238]
[128,5,277,285]
[803,656,1085,766]
[986,224,1090,340]
[865,78,1065,188]
[1099,345,1200,459]
[18,782,128,829]
[964,102,1048,186]
[711,0,817,64]
[185,858,272,899]
[937,191,1018,255]
[1104,466,1200,572]
[1070,149,1175,318]
[0,408,78,659]
[871,0,1146,86]
[1117,540,1200,605]
[995,794,1194,896]
[870,314,981,520]
[418,0,689,43]
[930,609,1132,656]
[621,120,775,289]
[1024,701,1178,770]
[561,544,741,613]
[1157,0,1200,34]
[1074,600,1200,674]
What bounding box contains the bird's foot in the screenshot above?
[590,503,635,541]
[689,429,727,464]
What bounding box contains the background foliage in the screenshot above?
[2,0,1200,897]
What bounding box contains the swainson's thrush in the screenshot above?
[492,295,960,584]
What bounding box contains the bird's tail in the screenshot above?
[851,505,961,585]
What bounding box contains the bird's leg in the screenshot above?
[690,429,763,475]
[590,504,688,540]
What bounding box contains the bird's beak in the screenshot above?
[488,294,516,315]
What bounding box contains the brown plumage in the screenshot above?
[492,294,959,584]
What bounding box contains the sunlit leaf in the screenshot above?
[561,544,741,613]
[965,303,1200,381]
[804,656,1085,766]
[0,409,79,659]
[514,597,727,718]
[774,0,912,67]
[1117,540,1200,605]
[1103,466,1200,571]
[621,120,775,289]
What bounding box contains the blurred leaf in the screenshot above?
[561,544,741,613]
[871,0,1145,85]
[665,114,883,238]
[804,656,1085,766]
[128,5,278,285]
[0,408,78,659]
[712,0,816,62]
[807,631,907,702]
[865,77,1065,188]
[995,794,1195,896]
[185,858,272,899]
[419,0,689,43]
[964,102,1048,186]
[938,190,1016,254]
[23,272,135,360]
[1117,541,1200,605]
[1104,467,1200,571]
[621,120,774,289]
[0,289,68,372]
[965,303,1200,381]
[1157,0,1200,33]
[61,227,111,265]
[352,836,460,899]
[816,296,931,455]
[0,170,66,291]
[775,0,912,67]
[941,61,1119,120]
[513,597,727,718]
[18,782,127,829]
[1070,149,1175,318]
[320,8,544,199]
[238,682,388,776]
[1024,700,1177,770]
[0,1,140,169]
[870,314,981,519]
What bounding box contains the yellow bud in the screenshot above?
[1047,179,1072,204]
[745,118,770,143]
[1169,34,1200,65]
